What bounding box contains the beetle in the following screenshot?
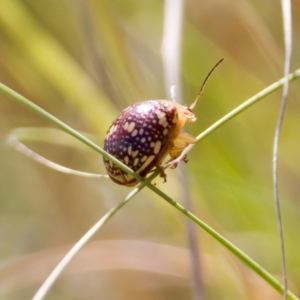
[103,99,196,186]
[103,59,224,186]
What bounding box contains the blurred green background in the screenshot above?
[0,0,299,299]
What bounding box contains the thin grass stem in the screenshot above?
[274,1,292,299]
[32,175,153,300]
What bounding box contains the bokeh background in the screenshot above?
[0,0,299,299]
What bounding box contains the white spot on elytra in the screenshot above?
[136,155,155,173]
[163,129,168,135]
[123,122,129,130]
[162,121,169,128]
[131,129,138,137]
[127,122,135,132]
[139,128,144,135]
[155,109,166,120]
[154,141,162,154]
[132,150,139,158]
[133,158,139,166]
[141,156,147,162]
[150,142,155,148]
[128,146,132,155]
[124,156,129,165]
[107,124,118,138]
[141,137,146,143]
[159,116,167,125]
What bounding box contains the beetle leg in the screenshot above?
[170,162,178,169]
[170,154,188,169]
[182,155,188,163]
[148,166,168,183]
[154,164,167,182]
[159,167,167,183]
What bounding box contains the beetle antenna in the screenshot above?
[189,58,224,111]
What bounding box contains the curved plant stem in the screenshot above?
[7,134,106,178]
[0,82,145,183]
[32,176,153,300]
[274,1,292,299]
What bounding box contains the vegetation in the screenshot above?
[0,1,299,299]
